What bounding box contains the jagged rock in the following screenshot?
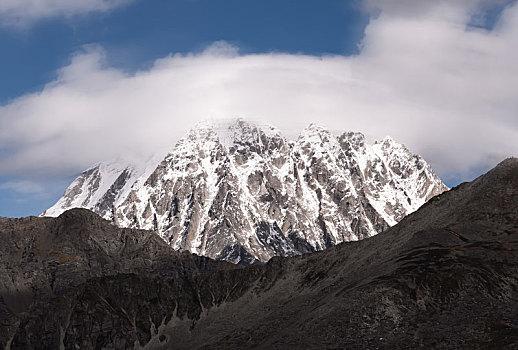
[43,119,448,263]
[1,158,517,349]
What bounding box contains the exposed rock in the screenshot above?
[2,158,517,349]
[44,119,448,263]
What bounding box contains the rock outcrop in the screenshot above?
[1,158,517,348]
[44,119,448,263]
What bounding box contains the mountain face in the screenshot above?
[2,159,517,349]
[44,119,447,263]
[0,209,240,349]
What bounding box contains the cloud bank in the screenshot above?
[0,0,130,26]
[1,1,517,186]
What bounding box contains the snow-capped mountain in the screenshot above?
[43,119,448,263]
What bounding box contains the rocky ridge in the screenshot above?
[44,119,448,263]
[0,208,239,348]
[2,158,517,348]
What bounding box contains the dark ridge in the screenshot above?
[1,157,517,348]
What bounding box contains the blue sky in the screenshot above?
[0,0,368,104]
[0,0,517,217]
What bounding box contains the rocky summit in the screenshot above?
[1,158,517,349]
[43,119,447,263]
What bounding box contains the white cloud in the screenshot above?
[0,2,517,185]
[0,180,44,194]
[0,0,130,26]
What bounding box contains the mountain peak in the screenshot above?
[5,156,517,349]
[44,120,448,263]
[338,131,366,150]
[492,157,518,172]
[299,123,336,145]
[376,135,399,147]
[303,123,330,134]
[192,117,246,130]
[471,157,518,191]
[57,207,100,220]
[373,135,413,161]
[190,118,281,149]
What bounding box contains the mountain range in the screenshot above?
[1,158,517,348]
[43,119,447,263]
